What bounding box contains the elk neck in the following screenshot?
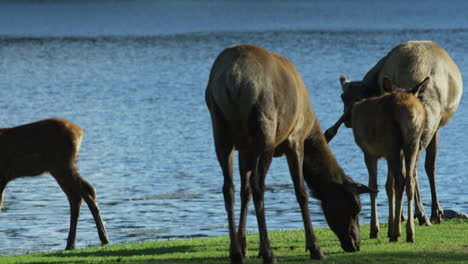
[302,124,351,197]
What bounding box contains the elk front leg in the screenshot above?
[364,154,379,239]
[286,144,325,259]
[413,170,431,226]
[425,131,443,223]
[53,170,83,250]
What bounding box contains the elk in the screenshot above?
[325,41,463,225]
[0,118,109,250]
[351,77,429,242]
[205,44,371,264]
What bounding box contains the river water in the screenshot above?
[0,0,467,256]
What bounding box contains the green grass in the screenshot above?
[1,219,467,264]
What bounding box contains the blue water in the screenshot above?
[0,0,467,256]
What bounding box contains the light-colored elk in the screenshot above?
[205,44,371,264]
[351,77,429,242]
[0,118,109,250]
[326,41,463,225]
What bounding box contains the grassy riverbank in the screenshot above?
[1,219,467,264]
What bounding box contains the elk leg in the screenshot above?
[238,150,253,258]
[387,152,404,242]
[77,171,109,246]
[403,140,421,243]
[413,169,431,226]
[66,194,82,250]
[364,154,379,239]
[251,150,276,264]
[425,131,443,223]
[286,144,324,259]
[406,177,416,242]
[211,108,242,264]
[0,180,7,210]
[385,170,395,238]
[53,171,83,250]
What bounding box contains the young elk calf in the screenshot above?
[351,77,429,243]
[0,118,109,250]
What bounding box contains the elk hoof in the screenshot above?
[431,212,443,224]
[389,236,399,242]
[230,252,244,264]
[65,245,75,251]
[310,249,326,260]
[406,234,415,243]
[415,213,432,226]
[101,240,109,246]
[260,251,277,264]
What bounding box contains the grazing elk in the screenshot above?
[0,118,109,250]
[205,44,371,264]
[325,41,463,225]
[351,77,429,242]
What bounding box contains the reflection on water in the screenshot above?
[0,29,467,255]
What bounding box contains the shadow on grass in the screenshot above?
[54,245,200,257]
[327,250,468,264]
[34,237,468,264]
[38,244,227,264]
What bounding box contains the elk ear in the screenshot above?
[340,74,350,91]
[345,182,377,195]
[382,76,395,93]
[410,76,430,96]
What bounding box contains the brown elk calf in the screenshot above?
[0,118,109,250]
[351,77,429,242]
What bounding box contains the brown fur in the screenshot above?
[0,118,109,250]
[326,41,463,225]
[206,44,370,264]
[352,78,428,242]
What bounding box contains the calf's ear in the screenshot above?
[345,182,377,194]
[340,74,350,90]
[410,76,430,96]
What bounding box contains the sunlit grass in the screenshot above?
[1,219,467,264]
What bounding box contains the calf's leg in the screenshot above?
[364,154,379,239]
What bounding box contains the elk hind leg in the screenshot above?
[52,168,84,250]
[76,169,110,246]
[251,149,276,264]
[210,105,242,264]
[387,152,404,242]
[238,150,253,258]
